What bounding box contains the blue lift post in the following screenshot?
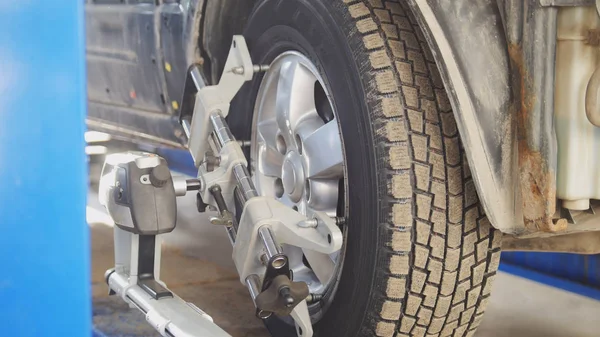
[0,2,90,336]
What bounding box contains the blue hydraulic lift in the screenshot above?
[0,2,90,337]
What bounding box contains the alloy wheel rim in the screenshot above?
[250,51,346,300]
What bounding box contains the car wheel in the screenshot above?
[229,1,502,336]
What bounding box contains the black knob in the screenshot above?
[150,164,170,187]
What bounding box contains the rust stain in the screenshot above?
[585,29,600,46]
[508,44,566,233]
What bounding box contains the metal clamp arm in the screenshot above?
[180,36,255,167]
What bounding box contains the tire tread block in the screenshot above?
[339,1,501,336]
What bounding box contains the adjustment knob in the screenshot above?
[254,275,309,316]
[150,165,170,187]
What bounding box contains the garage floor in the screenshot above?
[88,165,600,337]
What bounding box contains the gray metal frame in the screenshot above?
[107,227,232,337]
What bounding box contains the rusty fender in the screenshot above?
[407,0,568,235]
[407,0,519,233]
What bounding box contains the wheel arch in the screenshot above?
[407,0,519,234]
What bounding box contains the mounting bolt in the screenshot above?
[237,140,251,147]
[232,66,245,75]
[297,218,318,228]
[335,217,346,226]
[253,64,270,73]
[306,293,323,304]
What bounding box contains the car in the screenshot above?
[86,1,600,336]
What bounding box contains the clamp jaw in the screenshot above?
[179,36,255,168]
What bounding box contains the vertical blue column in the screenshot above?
[0,2,90,336]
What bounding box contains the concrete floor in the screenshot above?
[88,162,600,337]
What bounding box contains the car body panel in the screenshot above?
[86,0,192,146]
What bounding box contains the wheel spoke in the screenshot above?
[256,119,279,149]
[278,193,294,208]
[257,145,282,177]
[296,198,308,215]
[256,119,283,177]
[306,179,339,214]
[275,61,318,138]
[303,119,344,179]
[302,249,335,285]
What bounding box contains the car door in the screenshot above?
[85,0,189,147]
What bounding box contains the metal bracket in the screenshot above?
[182,36,254,167]
[291,300,313,337]
[196,113,249,213]
[233,197,343,284]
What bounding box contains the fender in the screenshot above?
[407,0,520,233]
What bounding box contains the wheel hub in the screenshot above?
[282,151,305,202]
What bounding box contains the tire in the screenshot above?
[229,1,503,336]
